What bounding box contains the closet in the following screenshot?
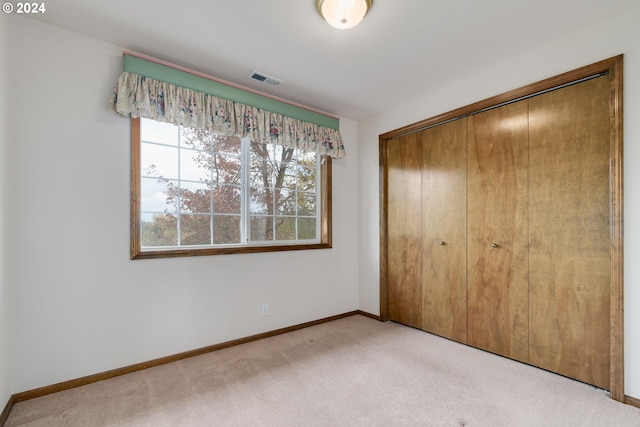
[380,56,623,396]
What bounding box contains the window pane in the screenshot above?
[141,143,179,179]
[180,149,210,182]
[276,188,296,215]
[273,146,296,164]
[212,134,241,156]
[250,140,271,160]
[297,165,317,192]
[274,161,300,190]
[180,127,211,151]
[250,144,294,177]
[180,181,211,213]
[141,177,177,213]
[297,192,317,217]
[298,218,317,240]
[213,215,241,244]
[213,185,241,214]
[279,169,299,190]
[180,214,211,245]
[297,150,317,165]
[141,119,179,146]
[141,213,178,247]
[211,153,241,185]
[250,188,272,215]
[275,217,296,241]
[250,216,273,241]
[250,159,276,188]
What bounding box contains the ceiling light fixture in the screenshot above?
[316,0,372,30]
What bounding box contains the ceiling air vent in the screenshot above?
[250,70,283,87]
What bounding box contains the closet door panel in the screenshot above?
[421,119,468,342]
[528,76,611,389]
[387,134,423,329]
[467,102,529,362]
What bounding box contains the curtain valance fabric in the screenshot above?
[109,66,346,158]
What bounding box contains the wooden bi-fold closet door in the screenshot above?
[467,101,529,363]
[386,132,422,329]
[421,119,468,343]
[528,76,611,389]
[386,119,468,341]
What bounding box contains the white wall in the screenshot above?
[6,16,360,393]
[0,10,12,407]
[358,5,640,399]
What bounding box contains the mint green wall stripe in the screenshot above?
[123,55,339,130]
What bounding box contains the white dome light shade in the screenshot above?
[316,0,372,30]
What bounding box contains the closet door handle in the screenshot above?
[439,241,446,246]
[491,243,500,249]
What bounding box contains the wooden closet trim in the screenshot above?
[379,55,624,401]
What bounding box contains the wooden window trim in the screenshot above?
[130,118,332,259]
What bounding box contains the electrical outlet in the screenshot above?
[261,303,269,316]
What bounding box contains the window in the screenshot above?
[131,118,332,259]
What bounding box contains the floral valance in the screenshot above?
[109,72,346,158]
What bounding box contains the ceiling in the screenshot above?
[25,0,638,120]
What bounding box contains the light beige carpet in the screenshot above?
[5,315,640,426]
